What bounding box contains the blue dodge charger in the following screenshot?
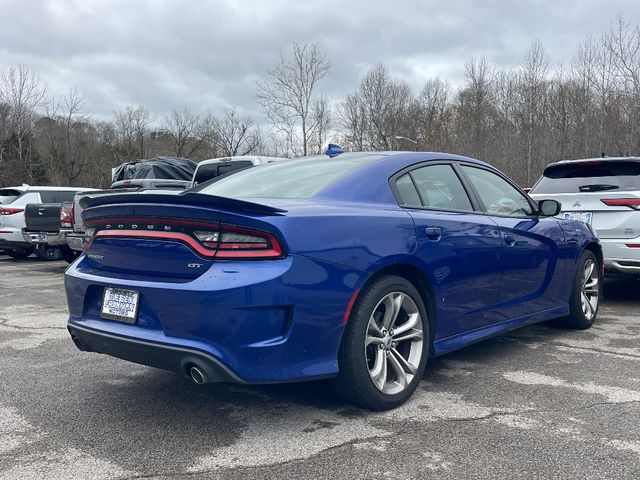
[65,152,602,410]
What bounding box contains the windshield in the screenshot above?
[531,160,640,194]
[195,155,382,199]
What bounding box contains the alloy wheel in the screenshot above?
[581,259,599,320]
[365,291,424,395]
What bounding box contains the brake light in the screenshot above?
[626,244,640,248]
[83,217,284,259]
[215,225,282,258]
[601,198,640,210]
[0,207,24,215]
[60,206,73,228]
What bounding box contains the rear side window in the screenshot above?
[194,161,254,185]
[0,189,22,205]
[532,160,640,193]
[396,164,473,211]
[395,174,422,206]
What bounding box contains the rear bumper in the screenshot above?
[22,229,70,246]
[68,323,243,383]
[0,228,32,249]
[601,238,640,276]
[64,254,364,383]
[66,233,84,251]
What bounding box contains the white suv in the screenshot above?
[529,157,640,278]
[0,186,82,258]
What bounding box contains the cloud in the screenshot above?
[0,0,637,122]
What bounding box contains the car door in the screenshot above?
[392,162,504,340]
[458,164,567,322]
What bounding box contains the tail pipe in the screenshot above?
[189,365,207,384]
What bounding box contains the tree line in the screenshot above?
[1,14,638,189]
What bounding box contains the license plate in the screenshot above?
[101,287,139,323]
[563,211,592,224]
[38,232,48,242]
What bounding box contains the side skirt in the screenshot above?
[431,305,569,357]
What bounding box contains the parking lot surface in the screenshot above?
[1,256,639,479]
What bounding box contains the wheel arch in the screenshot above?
[583,241,603,273]
[354,263,436,353]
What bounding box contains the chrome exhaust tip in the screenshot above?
[189,365,206,384]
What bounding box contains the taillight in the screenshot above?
[60,206,73,228]
[215,225,282,258]
[0,207,24,215]
[83,217,284,259]
[601,198,640,210]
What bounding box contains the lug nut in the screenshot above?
[389,330,394,336]
[379,343,384,349]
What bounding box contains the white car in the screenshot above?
[192,156,289,186]
[0,186,86,258]
[529,157,640,278]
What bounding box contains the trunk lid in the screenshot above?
[80,192,287,279]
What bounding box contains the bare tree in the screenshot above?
[113,105,151,160]
[38,87,93,185]
[163,107,206,157]
[214,107,261,157]
[0,65,48,182]
[516,41,550,185]
[257,42,330,156]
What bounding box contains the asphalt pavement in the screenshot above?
[1,255,639,479]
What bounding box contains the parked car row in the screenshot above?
[0,155,289,261]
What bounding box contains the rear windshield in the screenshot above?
[193,161,254,185]
[195,155,381,199]
[531,161,640,194]
[0,189,22,205]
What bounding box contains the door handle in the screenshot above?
[425,227,442,241]
[503,234,516,246]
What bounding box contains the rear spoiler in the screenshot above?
[79,191,287,215]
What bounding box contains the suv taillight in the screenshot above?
[601,198,640,210]
[0,207,24,215]
[60,206,73,228]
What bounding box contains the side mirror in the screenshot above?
[538,199,561,217]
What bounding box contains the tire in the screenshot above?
[331,275,430,410]
[5,247,34,259]
[34,245,63,261]
[60,245,81,264]
[560,250,602,329]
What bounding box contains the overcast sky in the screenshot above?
[1,0,638,123]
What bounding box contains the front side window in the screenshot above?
[398,164,473,211]
[462,166,533,217]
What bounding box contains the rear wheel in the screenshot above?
[560,250,601,329]
[61,246,81,264]
[4,247,34,259]
[332,275,430,410]
[34,245,63,261]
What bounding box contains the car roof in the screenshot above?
[548,156,640,167]
[197,156,289,166]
